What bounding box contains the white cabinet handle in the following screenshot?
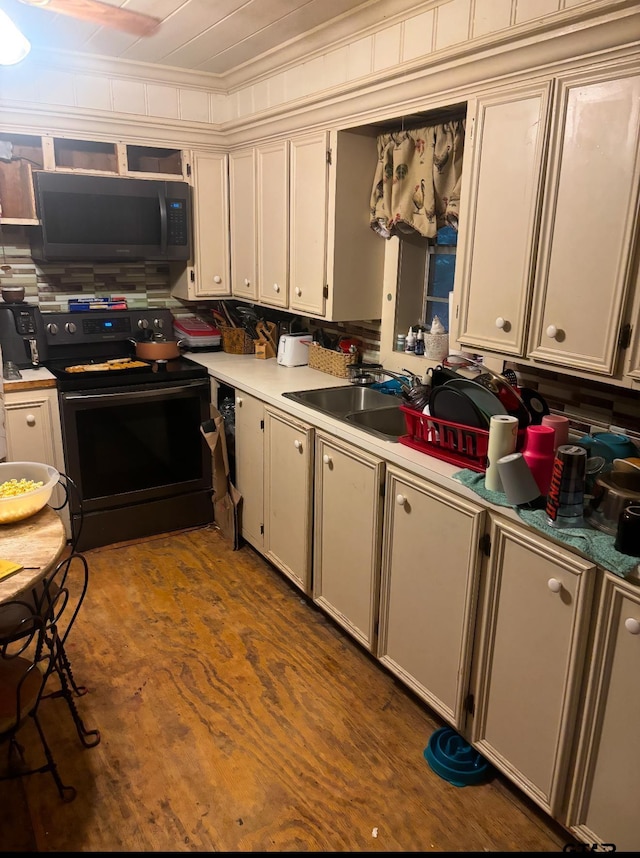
[495,317,506,330]
[26,413,36,426]
[295,287,302,297]
[273,283,280,293]
[323,454,331,465]
[546,324,558,339]
[244,278,250,287]
[548,578,562,593]
[294,439,302,450]
[236,397,242,406]
[213,275,222,284]
[396,494,406,506]
[625,618,640,635]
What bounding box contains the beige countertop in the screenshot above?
[9,357,639,584]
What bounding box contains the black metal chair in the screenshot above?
[0,598,76,802]
[0,552,100,749]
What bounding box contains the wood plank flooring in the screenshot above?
[0,524,574,851]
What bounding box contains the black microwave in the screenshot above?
[30,171,191,263]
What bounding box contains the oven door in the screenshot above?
[59,378,212,518]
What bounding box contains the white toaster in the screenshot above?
[277,333,314,367]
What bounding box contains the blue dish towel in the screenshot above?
[453,468,639,579]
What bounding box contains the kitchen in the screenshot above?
[1,0,640,851]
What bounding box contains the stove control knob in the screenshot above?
[137,319,149,330]
[46,323,59,335]
[154,319,165,329]
[65,322,77,334]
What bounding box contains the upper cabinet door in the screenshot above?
[257,141,289,309]
[528,65,640,375]
[174,151,230,299]
[229,148,258,301]
[456,83,551,357]
[289,131,329,317]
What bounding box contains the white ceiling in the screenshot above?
[1,0,424,81]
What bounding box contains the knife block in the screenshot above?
[254,321,277,359]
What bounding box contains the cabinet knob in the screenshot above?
[294,439,302,450]
[396,494,406,506]
[273,283,280,293]
[244,278,250,287]
[214,276,222,284]
[495,317,506,330]
[547,578,562,593]
[546,324,558,339]
[323,454,331,465]
[236,397,242,406]
[25,413,36,426]
[624,617,640,635]
[295,287,302,297]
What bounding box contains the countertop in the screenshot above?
[8,356,639,584]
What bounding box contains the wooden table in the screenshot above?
[0,506,67,603]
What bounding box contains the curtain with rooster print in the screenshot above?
[370,120,465,239]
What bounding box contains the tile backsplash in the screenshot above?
[0,225,180,311]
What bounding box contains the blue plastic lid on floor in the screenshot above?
[424,727,491,787]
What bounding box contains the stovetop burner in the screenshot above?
[41,308,208,390]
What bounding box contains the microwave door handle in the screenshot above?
[159,188,168,253]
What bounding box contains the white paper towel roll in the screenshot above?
[485,414,519,492]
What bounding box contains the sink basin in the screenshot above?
[345,406,408,442]
[282,385,406,442]
[282,385,395,417]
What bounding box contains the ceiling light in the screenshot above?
[0,9,31,66]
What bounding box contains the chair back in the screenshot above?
[0,602,51,740]
[36,552,89,650]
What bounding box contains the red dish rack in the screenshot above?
[399,405,524,473]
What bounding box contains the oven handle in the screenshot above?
[62,380,207,404]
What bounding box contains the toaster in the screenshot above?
[277,333,314,367]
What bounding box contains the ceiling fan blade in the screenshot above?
[19,0,161,37]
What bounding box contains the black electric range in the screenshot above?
[41,308,209,390]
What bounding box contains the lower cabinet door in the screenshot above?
[377,466,486,730]
[566,572,640,851]
[470,515,595,817]
[313,433,384,651]
[234,391,264,550]
[264,407,313,594]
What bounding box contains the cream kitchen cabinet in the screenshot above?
[171,151,231,300]
[469,515,595,817]
[4,386,69,535]
[377,466,486,730]
[457,59,640,377]
[313,432,384,651]
[566,571,640,851]
[229,148,258,301]
[234,390,264,551]
[228,141,289,308]
[263,406,314,594]
[257,141,289,309]
[289,129,385,321]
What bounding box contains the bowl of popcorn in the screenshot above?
[0,462,60,524]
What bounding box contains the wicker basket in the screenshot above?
[307,342,358,378]
[220,326,254,355]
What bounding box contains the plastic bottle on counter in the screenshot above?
[405,327,416,353]
[395,333,406,352]
[414,328,425,356]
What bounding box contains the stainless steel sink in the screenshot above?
[282,385,395,416]
[282,385,405,442]
[344,406,407,442]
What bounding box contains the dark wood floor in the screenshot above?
[0,524,573,851]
